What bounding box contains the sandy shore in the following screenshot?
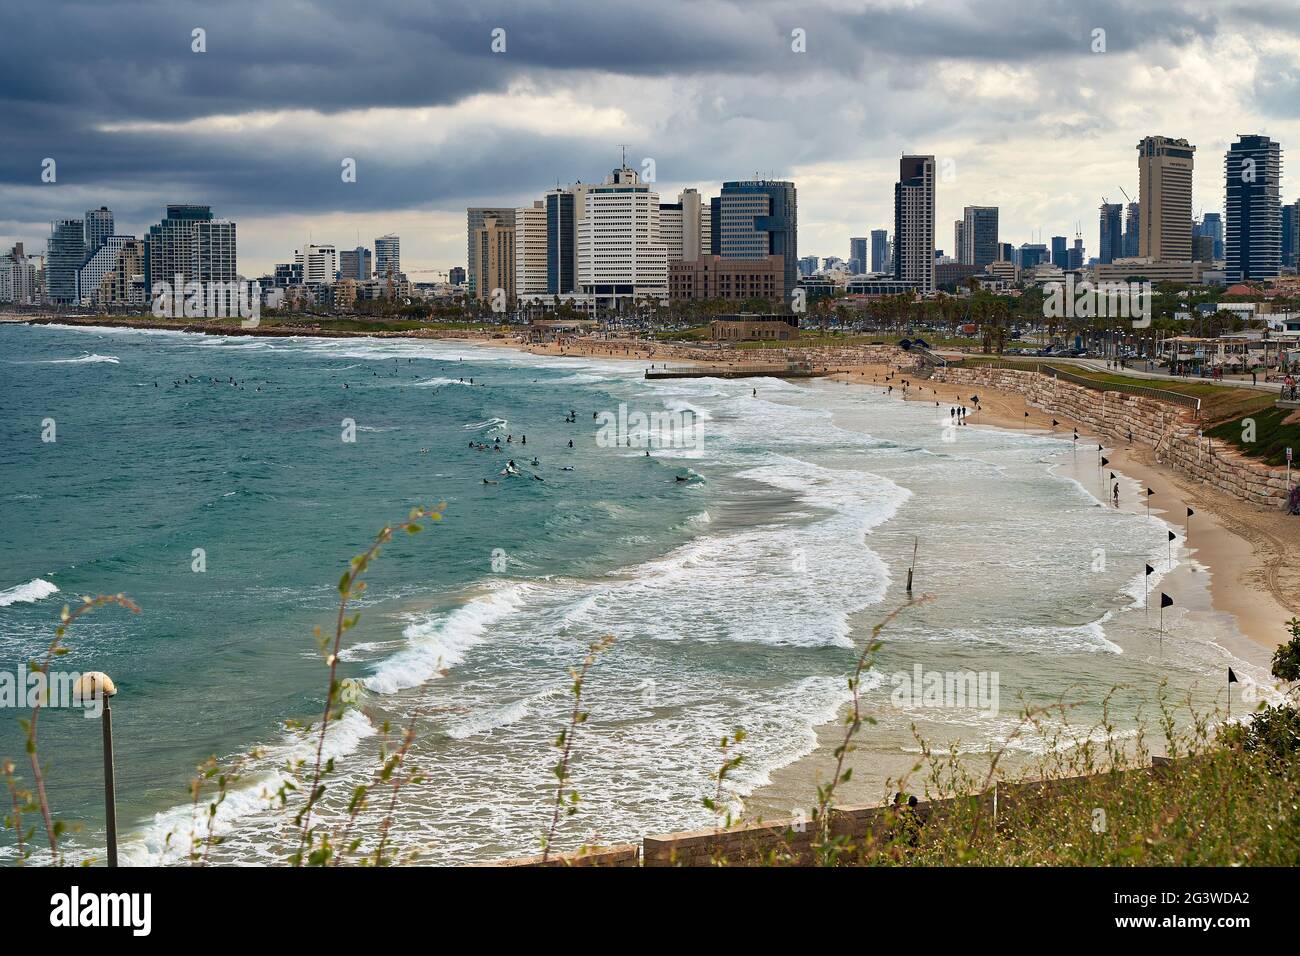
[828,364,1297,653]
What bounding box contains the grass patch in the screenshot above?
[1206,404,1300,466]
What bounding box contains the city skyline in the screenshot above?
[6,1,1300,275]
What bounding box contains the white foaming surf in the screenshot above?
[0,577,59,607]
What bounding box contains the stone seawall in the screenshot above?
[929,366,1289,510]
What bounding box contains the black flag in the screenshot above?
[1147,487,1155,497]
[1024,411,1029,417]
[1052,419,1060,427]
[1109,472,1116,480]
[1187,507,1195,518]
[1228,668,1239,684]
[1160,593,1174,608]
[1145,564,1154,576]
[1168,530,1176,542]
[1098,443,1103,451]
[1101,457,1109,466]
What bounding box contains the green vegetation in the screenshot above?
[1207,404,1300,467]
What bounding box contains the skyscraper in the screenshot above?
[374,235,400,282]
[1051,236,1068,269]
[1225,134,1282,282]
[894,155,935,294]
[339,247,372,281]
[1201,212,1223,260]
[46,219,84,304]
[870,229,888,273]
[576,162,666,310]
[514,200,548,299]
[84,207,114,257]
[953,221,967,264]
[545,188,576,296]
[145,205,229,293]
[717,180,798,300]
[467,208,515,298]
[1282,201,1300,269]
[961,206,998,268]
[849,237,868,274]
[1099,202,1123,264]
[474,214,515,303]
[1123,202,1140,258]
[1137,135,1195,261]
[297,244,337,286]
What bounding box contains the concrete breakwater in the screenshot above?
[929,365,1291,510]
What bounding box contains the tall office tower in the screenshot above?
[1123,202,1141,257]
[1070,238,1084,270]
[681,188,710,260]
[997,242,1014,262]
[717,179,798,300]
[297,245,338,286]
[197,220,238,281]
[1225,135,1283,282]
[1137,135,1195,260]
[514,200,548,299]
[545,188,576,295]
[46,219,85,303]
[798,255,819,276]
[75,235,135,304]
[1282,201,1300,269]
[339,247,372,281]
[953,221,967,264]
[449,266,466,286]
[473,213,515,302]
[961,206,998,268]
[1200,212,1223,260]
[709,196,721,255]
[145,204,215,292]
[83,207,114,256]
[893,156,935,294]
[374,235,400,281]
[1018,243,1049,269]
[660,201,684,261]
[576,162,666,310]
[1099,202,1123,264]
[849,237,868,274]
[1050,236,1068,268]
[870,229,888,272]
[467,208,515,298]
[1193,234,1215,262]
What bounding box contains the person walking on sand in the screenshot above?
[1113,482,1120,508]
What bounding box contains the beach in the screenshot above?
[1,321,1290,863]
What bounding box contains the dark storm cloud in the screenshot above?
[0,0,1282,238]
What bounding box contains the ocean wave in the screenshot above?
[121,708,377,866]
[17,352,119,365]
[364,584,534,694]
[0,577,59,607]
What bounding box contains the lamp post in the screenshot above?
[74,672,118,867]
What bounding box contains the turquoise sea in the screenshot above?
[0,323,1276,864]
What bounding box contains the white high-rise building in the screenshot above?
[894,155,935,294]
[76,235,135,305]
[375,234,400,280]
[658,187,711,263]
[297,244,338,286]
[577,163,667,310]
[514,200,548,300]
[198,220,238,282]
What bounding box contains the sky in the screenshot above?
[4,0,1300,276]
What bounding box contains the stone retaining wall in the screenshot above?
[930,366,1289,510]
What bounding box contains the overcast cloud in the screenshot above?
[3,0,1299,274]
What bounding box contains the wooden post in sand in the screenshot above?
[906,536,918,593]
